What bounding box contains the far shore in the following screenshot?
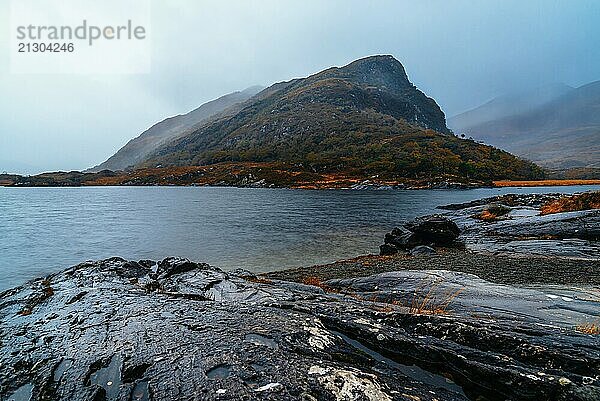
[2,168,600,189]
[493,179,600,187]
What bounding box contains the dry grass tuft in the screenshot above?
[302,276,340,293]
[350,279,464,315]
[301,275,463,315]
[476,209,499,221]
[576,322,600,335]
[244,276,273,285]
[541,191,600,215]
[406,280,464,315]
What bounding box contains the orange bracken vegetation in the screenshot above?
[302,276,340,293]
[476,210,498,221]
[494,179,600,187]
[540,191,600,215]
[576,322,600,335]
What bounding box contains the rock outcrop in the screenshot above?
[2,257,599,401]
[441,193,600,259]
[380,215,461,255]
[381,193,600,259]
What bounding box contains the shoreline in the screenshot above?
[2,180,600,189]
[264,249,600,287]
[3,163,598,189]
[266,190,600,286]
[494,179,600,187]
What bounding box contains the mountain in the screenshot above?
[449,82,600,169]
[88,86,263,172]
[448,83,573,132]
[0,159,46,175]
[135,55,542,182]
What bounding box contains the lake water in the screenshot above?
[1,185,598,291]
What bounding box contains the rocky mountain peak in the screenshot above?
[316,55,412,93]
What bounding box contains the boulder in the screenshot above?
[403,215,461,245]
[384,227,417,249]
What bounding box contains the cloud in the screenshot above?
[1,0,599,173]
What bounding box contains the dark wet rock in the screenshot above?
[384,227,418,249]
[485,209,600,241]
[403,215,461,245]
[155,257,206,279]
[380,217,461,255]
[409,245,436,256]
[379,244,398,256]
[417,193,600,260]
[2,258,600,401]
[379,243,399,256]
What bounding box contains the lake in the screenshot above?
[1,185,597,291]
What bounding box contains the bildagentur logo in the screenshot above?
[15,20,147,46]
[10,0,151,74]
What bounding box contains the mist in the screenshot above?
[1,0,599,174]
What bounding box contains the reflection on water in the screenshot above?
[0,185,596,291]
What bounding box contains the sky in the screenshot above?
[1,0,599,174]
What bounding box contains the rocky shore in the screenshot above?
[265,249,600,287]
[2,257,599,401]
[375,192,600,259]
[1,192,599,401]
[0,167,487,190]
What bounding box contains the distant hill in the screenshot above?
[448,83,573,132]
[449,82,600,169]
[88,86,263,172]
[136,55,542,182]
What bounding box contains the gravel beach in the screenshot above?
[265,249,600,286]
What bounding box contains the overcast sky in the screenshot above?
[1,0,599,174]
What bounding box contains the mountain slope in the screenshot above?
[88,86,263,172]
[139,56,542,181]
[448,83,573,132]
[453,81,600,169]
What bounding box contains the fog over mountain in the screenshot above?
[450,82,600,169]
[448,83,574,133]
[88,86,263,172]
[1,0,599,173]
